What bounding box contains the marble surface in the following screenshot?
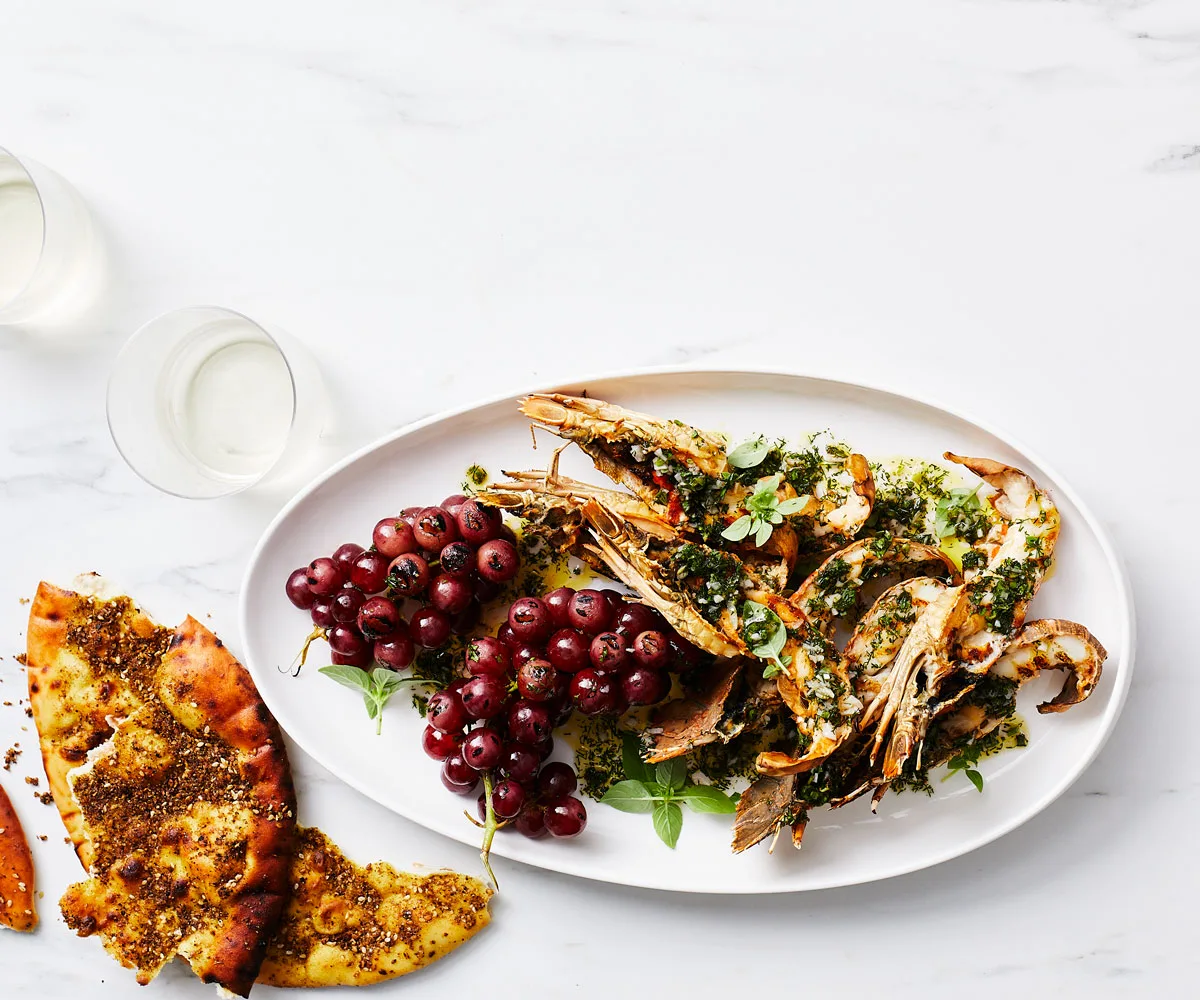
[0,0,1194,995]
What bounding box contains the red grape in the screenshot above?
[501,744,541,784]
[621,666,669,706]
[400,505,422,526]
[514,803,548,839]
[310,600,336,629]
[332,542,366,578]
[546,628,589,672]
[386,553,430,597]
[437,541,474,578]
[422,725,462,761]
[569,669,604,714]
[350,550,391,593]
[465,637,513,678]
[358,596,401,639]
[429,573,474,615]
[374,633,414,670]
[441,494,469,518]
[330,586,366,624]
[616,603,667,638]
[460,675,508,720]
[508,597,553,643]
[567,589,612,634]
[452,602,482,636]
[510,644,541,668]
[508,700,552,745]
[600,589,626,617]
[544,796,587,837]
[328,624,368,657]
[491,779,527,820]
[373,518,417,558]
[331,647,372,668]
[476,539,519,583]
[285,568,316,609]
[537,761,578,800]
[496,622,521,648]
[413,507,459,550]
[456,500,502,545]
[462,728,504,770]
[427,690,468,733]
[632,630,671,670]
[410,606,452,648]
[305,557,343,597]
[543,586,575,628]
[589,631,630,672]
[441,754,479,795]
[517,658,557,701]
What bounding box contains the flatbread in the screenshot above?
[0,784,37,932]
[27,579,493,989]
[26,580,161,867]
[28,583,296,997]
[258,827,492,987]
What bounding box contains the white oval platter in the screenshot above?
[240,368,1134,893]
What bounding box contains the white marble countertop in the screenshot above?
[1,1,1194,995]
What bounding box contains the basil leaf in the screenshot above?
[721,515,753,542]
[726,436,770,469]
[363,695,381,720]
[966,769,984,793]
[319,664,373,693]
[600,780,659,813]
[656,759,687,791]
[621,732,653,783]
[652,801,683,849]
[678,784,738,814]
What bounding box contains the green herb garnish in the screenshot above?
[721,475,811,547]
[600,735,738,849]
[318,665,428,735]
[933,487,989,541]
[726,436,771,469]
[739,599,791,677]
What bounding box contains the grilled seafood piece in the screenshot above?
[855,618,1107,809]
[520,392,729,478]
[944,453,1060,670]
[731,773,802,854]
[742,594,862,777]
[988,618,1106,714]
[482,472,677,540]
[863,586,964,776]
[845,577,949,707]
[521,393,872,565]
[792,536,959,636]
[809,452,876,541]
[579,500,747,658]
[646,659,745,763]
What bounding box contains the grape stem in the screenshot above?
[479,771,501,891]
[288,626,327,677]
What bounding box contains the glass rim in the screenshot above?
[106,304,301,500]
[0,146,49,316]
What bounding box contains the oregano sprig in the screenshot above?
[600,735,737,848]
[740,599,792,678]
[721,474,811,547]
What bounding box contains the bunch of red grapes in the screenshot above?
[424,587,705,840]
[283,492,708,843]
[283,495,520,667]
